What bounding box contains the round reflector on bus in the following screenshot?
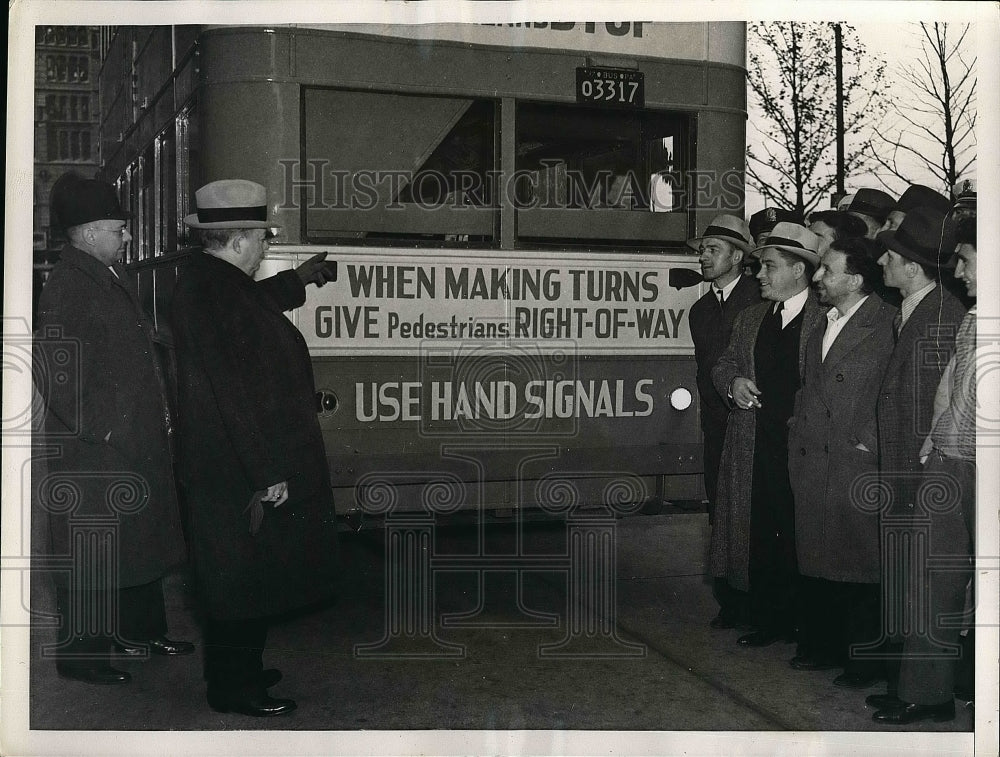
[669,387,692,411]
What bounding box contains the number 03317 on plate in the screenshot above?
[575,67,645,108]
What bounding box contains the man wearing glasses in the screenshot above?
[35,172,191,685]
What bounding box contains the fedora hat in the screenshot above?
[876,206,952,269]
[749,207,803,241]
[50,172,128,230]
[184,179,281,229]
[893,184,951,216]
[848,188,895,222]
[686,214,752,254]
[751,222,821,267]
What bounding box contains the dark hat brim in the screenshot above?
[183,213,281,230]
[875,229,952,269]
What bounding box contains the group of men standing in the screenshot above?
[688,182,978,724]
[32,167,978,725]
[35,174,338,717]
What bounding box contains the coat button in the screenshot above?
[836,374,844,382]
[824,444,829,453]
[826,409,831,418]
[800,448,806,456]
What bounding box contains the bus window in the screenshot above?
[140,144,155,260]
[176,103,200,247]
[514,103,689,247]
[516,104,685,211]
[156,129,177,254]
[303,88,496,245]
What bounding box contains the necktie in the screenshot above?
[772,300,784,328]
[716,289,725,308]
[892,311,902,342]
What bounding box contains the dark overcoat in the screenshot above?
[34,245,186,587]
[688,274,761,505]
[788,295,898,583]
[876,285,966,513]
[709,290,825,591]
[171,252,339,621]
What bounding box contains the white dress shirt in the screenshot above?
[822,295,869,361]
[776,287,809,329]
[712,275,741,304]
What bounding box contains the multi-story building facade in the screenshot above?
[34,25,101,269]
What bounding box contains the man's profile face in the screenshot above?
[755,247,802,302]
[813,247,854,308]
[240,229,269,277]
[809,221,836,256]
[877,248,909,291]
[87,220,131,266]
[879,210,905,234]
[698,238,739,283]
[954,242,977,298]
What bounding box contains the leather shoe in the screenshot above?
[872,699,955,724]
[737,630,793,648]
[834,669,885,689]
[259,668,282,688]
[57,663,132,685]
[709,613,737,630]
[116,636,195,656]
[865,693,901,708]
[207,690,297,717]
[790,654,840,671]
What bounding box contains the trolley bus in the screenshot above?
[96,22,748,519]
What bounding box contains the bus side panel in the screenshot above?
[313,353,704,515]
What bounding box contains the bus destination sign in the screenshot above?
[575,67,644,108]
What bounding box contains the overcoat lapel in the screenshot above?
[820,296,879,372]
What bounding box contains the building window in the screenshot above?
[43,54,90,83]
[45,127,95,162]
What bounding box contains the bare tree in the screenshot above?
[746,22,888,215]
[865,22,976,194]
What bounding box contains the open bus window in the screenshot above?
[515,104,687,213]
[303,88,495,245]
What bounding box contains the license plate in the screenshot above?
[576,67,645,108]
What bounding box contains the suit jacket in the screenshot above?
[709,289,825,590]
[788,295,898,583]
[876,285,966,514]
[171,252,339,620]
[34,245,185,587]
[689,274,762,434]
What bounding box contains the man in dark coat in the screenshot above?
[862,206,966,715]
[35,173,190,686]
[787,237,896,684]
[172,179,339,717]
[686,214,760,629]
[711,222,825,647]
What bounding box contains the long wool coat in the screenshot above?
[35,245,186,588]
[710,291,825,591]
[876,285,966,514]
[788,295,898,584]
[688,274,762,505]
[171,252,339,621]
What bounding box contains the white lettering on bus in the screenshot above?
[356,379,657,422]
